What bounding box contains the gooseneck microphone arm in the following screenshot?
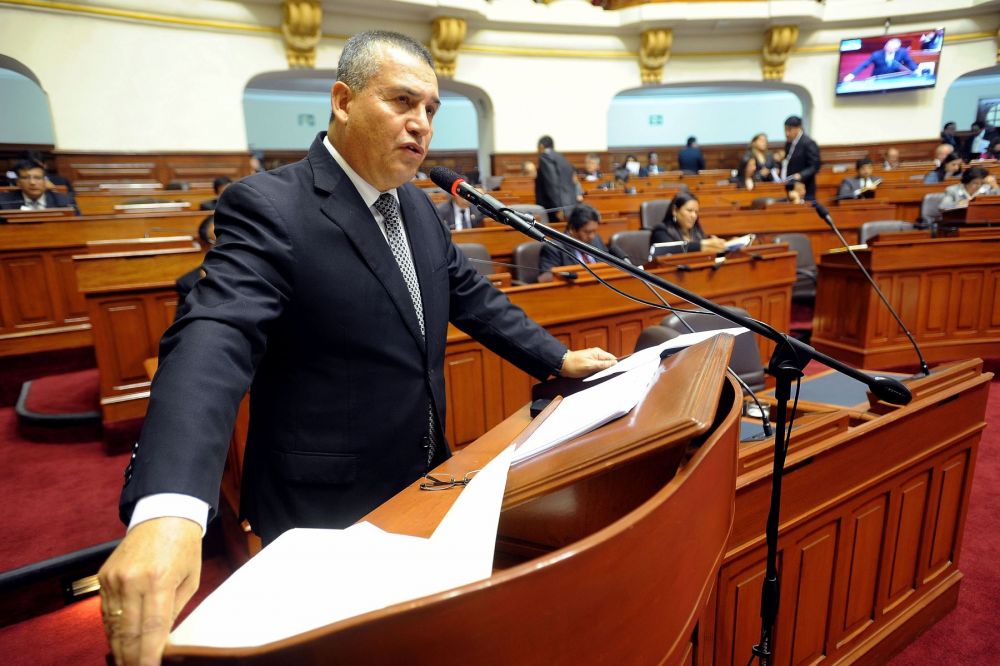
[813,204,931,376]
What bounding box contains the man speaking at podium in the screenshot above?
[841,37,918,83]
[98,30,615,665]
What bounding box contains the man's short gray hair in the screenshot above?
[337,30,434,92]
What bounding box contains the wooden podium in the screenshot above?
[163,335,742,665]
[811,228,1000,369]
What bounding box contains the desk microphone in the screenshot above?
[813,203,930,376]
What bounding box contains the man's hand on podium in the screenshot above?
[99,517,203,666]
[560,347,617,378]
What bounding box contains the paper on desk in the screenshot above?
[512,360,659,464]
[586,327,749,383]
[169,443,516,649]
[725,234,756,252]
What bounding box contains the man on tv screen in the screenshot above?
[842,38,918,82]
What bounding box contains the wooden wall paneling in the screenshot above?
[613,317,644,356]
[950,270,983,336]
[783,521,839,666]
[715,551,770,666]
[923,449,973,585]
[0,253,58,330]
[443,344,495,448]
[880,470,932,615]
[52,250,90,323]
[832,493,889,650]
[985,268,1000,334]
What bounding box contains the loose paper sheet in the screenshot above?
[586,327,748,382]
[169,443,516,649]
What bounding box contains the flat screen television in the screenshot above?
[836,28,944,96]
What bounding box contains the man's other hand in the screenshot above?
[560,348,617,378]
[99,517,203,666]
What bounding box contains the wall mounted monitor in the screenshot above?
[836,29,944,96]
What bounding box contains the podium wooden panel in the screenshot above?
[715,359,991,664]
[811,229,1000,369]
[164,336,741,665]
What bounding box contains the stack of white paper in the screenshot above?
[169,443,517,649]
[511,327,749,465]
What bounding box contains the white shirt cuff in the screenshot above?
[128,493,210,536]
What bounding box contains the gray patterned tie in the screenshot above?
[373,193,437,466]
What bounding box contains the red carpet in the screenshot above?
[0,407,128,572]
[19,368,100,416]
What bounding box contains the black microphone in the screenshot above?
[813,203,930,376]
[430,167,546,241]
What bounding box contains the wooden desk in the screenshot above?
[450,216,634,266]
[811,229,1000,369]
[0,211,208,356]
[716,359,992,664]
[940,195,1000,225]
[700,202,898,258]
[73,247,204,426]
[75,189,216,215]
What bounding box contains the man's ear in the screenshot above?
[331,81,353,125]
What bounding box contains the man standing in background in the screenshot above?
[535,135,577,221]
[781,116,821,201]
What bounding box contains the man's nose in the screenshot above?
[407,108,431,137]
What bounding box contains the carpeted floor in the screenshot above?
[0,407,129,573]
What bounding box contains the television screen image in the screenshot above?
[836,28,944,96]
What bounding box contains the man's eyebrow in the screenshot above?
[389,86,441,107]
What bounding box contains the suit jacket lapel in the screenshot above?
[309,136,426,350]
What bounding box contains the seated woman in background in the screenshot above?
[923,153,963,184]
[537,203,609,282]
[747,133,776,181]
[650,191,728,254]
[940,166,1000,210]
[731,154,757,190]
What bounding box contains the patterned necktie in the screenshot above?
[374,193,424,338]
[372,193,437,467]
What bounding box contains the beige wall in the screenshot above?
[0,2,997,154]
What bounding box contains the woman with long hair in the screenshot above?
[650,191,727,254]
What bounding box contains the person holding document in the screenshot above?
[97,30,615,666]
[837,157,881,199]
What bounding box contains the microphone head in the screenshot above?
[812,202,830,220]
[429,166,464,195]
[868,375,912,405]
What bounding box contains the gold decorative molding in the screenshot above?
[431,17,467,77]
[639,28,672,84]
[282,0,322,68]
[762,25,798,80]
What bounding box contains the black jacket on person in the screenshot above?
[119,133,567,544]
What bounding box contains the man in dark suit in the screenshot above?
[537,204,609,282]
[677,137,705,174]
[780,116,821,201]
[198,176,232,211]
[0,158,79,214]
[837,157,880,199]
[842,38,918,82]
[436,196,484,230]
[98,31,616,666]
[534,135,576,221]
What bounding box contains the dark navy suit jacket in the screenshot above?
[121,133,566,543]
[0,189,79,214]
